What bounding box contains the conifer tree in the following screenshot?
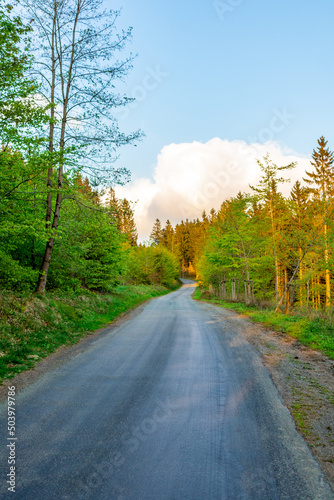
[303,136,334,306]
[209,208,216,223]
[304,136,334,200]
[201,210,210,228]
[162,220,174,252]
[289,180,310,306]
[118,198,138,246]
[107,187,119,218]
[250,154,296,302]
[105,188,137,245]
[150,219,163,245]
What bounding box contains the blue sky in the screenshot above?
[106,0,334,237]
[110,0,334,177]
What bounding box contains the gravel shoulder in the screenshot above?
[199,300,334,490]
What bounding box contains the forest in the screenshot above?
[1,0,334,380]
[1,3,333,497]
[151,137,334,313]
[147,138,334,360]
[1,0,334,308]
[0,0,180,380]
[0,0,179,294]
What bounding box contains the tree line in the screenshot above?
[150,137,334,311]
[3,0,332,305]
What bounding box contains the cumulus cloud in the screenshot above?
[115,138,311,241]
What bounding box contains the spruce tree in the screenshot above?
[150,219,163,246]
[303,136,334,306]
[304,136,334,200]
[162,220,174,252]
[118,199,138,246]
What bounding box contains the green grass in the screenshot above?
[193,288,334,360]
[0,283,179,383]
[290,402,312,436]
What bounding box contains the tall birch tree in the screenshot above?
[22,0,142,292]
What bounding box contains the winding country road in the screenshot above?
[0,280,333,499]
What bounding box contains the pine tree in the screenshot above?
[289,181,310,307]
[209,208,216,223]
[304,136,334,200]
[105,188,137,246]
[303,136,334,306]
[118,198,138,246]
[150,219,163,246]
[106,187,119,218]
[202,210,210,228]
[162,220,174,252]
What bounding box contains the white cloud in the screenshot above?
[115,138,311,241]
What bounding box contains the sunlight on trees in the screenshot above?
[1,2,334,308]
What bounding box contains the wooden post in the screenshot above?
[220,280,227,299]
[231,277,239,301]
[244,279,254,304]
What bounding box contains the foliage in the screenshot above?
[155,142,334,312]
[0,0,142,294]
[46,194,127,291]
[0,160,133,292]
[106,188,138,246]
[125,245,180,287]
[196,194,275,299]
[0,0,48,148]
[16,0,143,292]
[150,218,163,245]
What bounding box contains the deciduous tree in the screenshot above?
[22,0,142,292]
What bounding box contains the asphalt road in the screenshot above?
[0,280,333,499]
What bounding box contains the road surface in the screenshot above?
[0,280,333,499]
